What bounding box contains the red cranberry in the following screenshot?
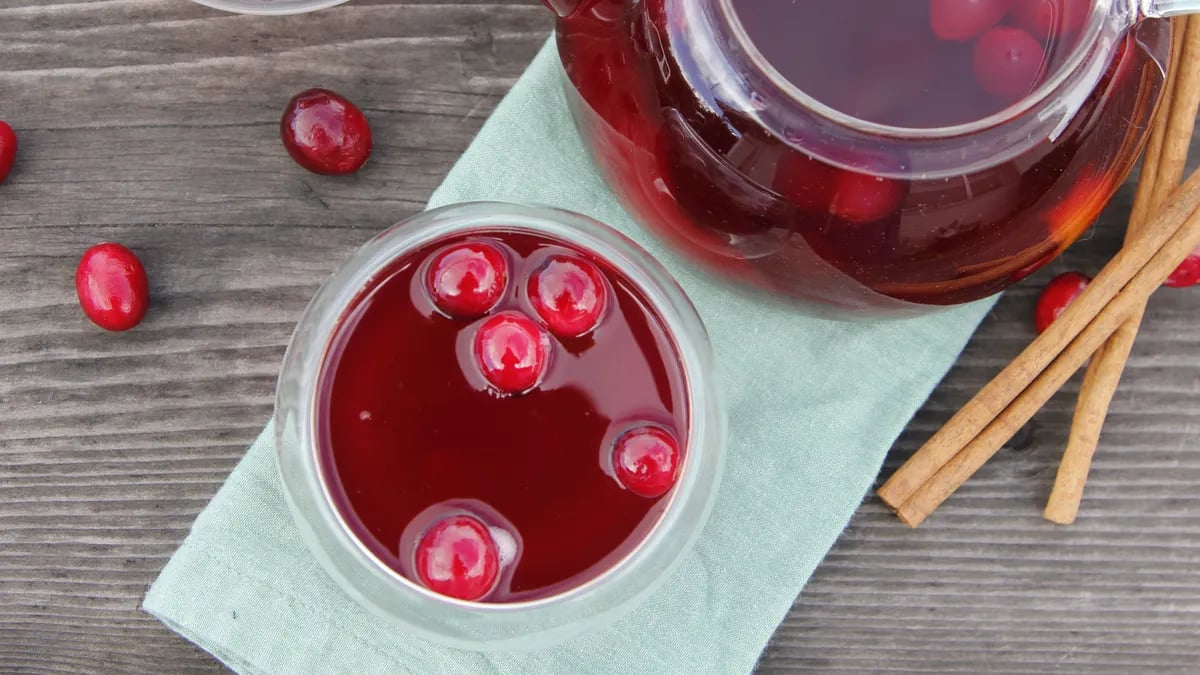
[833,33,937,126]
[1035,271,1090,334]
[930,0,1013,42]
[414,514,500,601]
[280,88,372,175]
[1012,0,1089,38]
[0,121,16,185]
[973,27,1047,102]
[612,426,680,498]
[527,255,608,338]
[473,311,550,394]
[829,170,906,224]
[75,243,150,332]
[774,151,837,213]
[427,241,508,318]
[1165,248,1200,288]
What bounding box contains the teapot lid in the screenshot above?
[703,0,1141,180]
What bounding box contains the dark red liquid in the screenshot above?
[319,230,689,601]
[556,0,1168,313]
[738,0,1077,128]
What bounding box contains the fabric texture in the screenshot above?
[144,40,995,674]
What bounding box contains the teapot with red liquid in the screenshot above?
[543,0,1194,315]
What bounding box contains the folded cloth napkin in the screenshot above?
[144,39,995,674]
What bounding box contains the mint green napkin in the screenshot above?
[144,39,995,673]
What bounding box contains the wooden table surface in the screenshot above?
[2,1,1198,672]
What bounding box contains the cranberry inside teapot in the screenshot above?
[551,0,1170,315]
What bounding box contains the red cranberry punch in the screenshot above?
[275,203,724,648]
[545,0,1197,315]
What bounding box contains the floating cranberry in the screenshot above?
[473,311,550,394]
[930,0,1012,42]
[527,255,608,338]
[280,88,372,175]
[1035,271,1090,334]
[0,120,15,185]
[414,514,500,601]
[973,27,1047,102]
[829,170,906,224]
[612,426,680,498]
[1165,248,1200,288]
[1012,0,1089,38]
[774,151,837,213]
[75,243,150,332]
[427,241,508,318]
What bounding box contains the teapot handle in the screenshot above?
[540,0,598,17]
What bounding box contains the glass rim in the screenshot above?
[715,0,1113,140]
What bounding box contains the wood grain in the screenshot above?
[1,1,1197,673]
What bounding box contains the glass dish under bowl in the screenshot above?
[273,202,725,650]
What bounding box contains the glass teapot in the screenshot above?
[543,0,1193,315]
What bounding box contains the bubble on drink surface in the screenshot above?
[489,526,519,567]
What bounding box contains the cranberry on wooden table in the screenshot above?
[612,425,681,498]
[527,254,609,338]
[930,0,1013,41]
[280,88,372,175]
[414,514,501,601]
[426,241,509,319]
[0,120,17,184]
[1035,271,1090,334]
[75,243,150,332]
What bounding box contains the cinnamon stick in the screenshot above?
[878,167,1200,515]
[1045,18,1200,525]
[896,189,1200,526]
